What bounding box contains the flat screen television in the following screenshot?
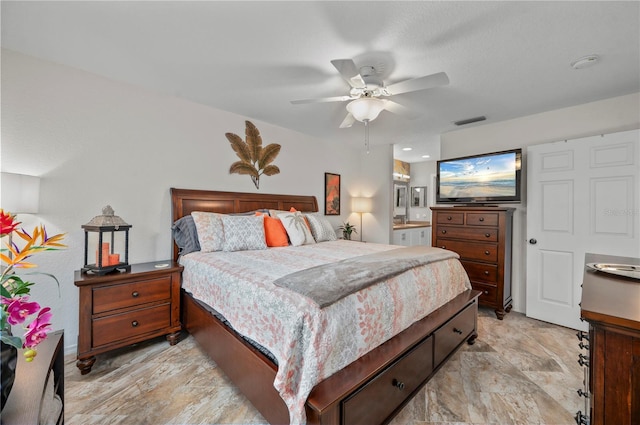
[436,148,522,204]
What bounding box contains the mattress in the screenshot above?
[180,240,471,424]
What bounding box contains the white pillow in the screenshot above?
[221,215,267,252]
[278,212,316,246]
[305,213,337,242]
[191,211,225,252]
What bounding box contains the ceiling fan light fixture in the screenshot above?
[346,98,386,122]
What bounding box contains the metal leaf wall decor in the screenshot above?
[226,121,281,189]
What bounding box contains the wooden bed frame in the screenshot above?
[171,188,480,425]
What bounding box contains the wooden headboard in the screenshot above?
[170,188,319,260]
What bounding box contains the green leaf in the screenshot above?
[0,333,22,350]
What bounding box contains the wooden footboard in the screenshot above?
[182,288,480,425]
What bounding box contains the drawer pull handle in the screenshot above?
[479,217,485,222]
[441,230,447,234]
[484,290,489,294]
[392,379,405,390]
[447,216,452,220]
[131,320,139,327]
[132,291,140,298]
[440,246,446,249]
[453,328,463,335]
[484,271,490,275]
[485,233,490,238]
[484,250,490,255]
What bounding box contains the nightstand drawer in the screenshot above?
[92,304,171,347]
[437,226,498,242]
[93,276,172,313]
[435,239,498,262]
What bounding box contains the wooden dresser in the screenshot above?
[577,253,640,425]
[431,206,514,319]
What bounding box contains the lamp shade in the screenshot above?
[1,172,40,214]
[352,197,372,213]
[346,98,387,122]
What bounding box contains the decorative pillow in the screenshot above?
[191,211,225,252]
[171,215,201,256]
[256,212,289,247]
[305,213,337,242]
[278,212,316,246]
[221,215,267,252]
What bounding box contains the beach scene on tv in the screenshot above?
[439,152,517,198]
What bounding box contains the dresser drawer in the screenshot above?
[434,303,476,366]
[342,336,433,425]
[461,260,498,284]
[435,239,498,262]
[437,226,498,242]
[471,282,498,304]
[466,212,499,227]
[93,276,172,314]
[435,212,464,225]
[92,304,171,347]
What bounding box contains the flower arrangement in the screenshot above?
[0,210,65,361]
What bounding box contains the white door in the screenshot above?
[526,129,639,330]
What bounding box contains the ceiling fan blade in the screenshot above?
[385,72,449,95]
[339,113,356,128]
[384,100,421,119]
[331,59,366,89]
[290,95,353,105]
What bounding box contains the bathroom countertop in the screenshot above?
[393,221,431,230]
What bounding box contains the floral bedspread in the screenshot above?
[180,240,471,424]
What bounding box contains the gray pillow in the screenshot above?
[171,215,201,256]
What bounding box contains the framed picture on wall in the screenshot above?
[324,172,340,215]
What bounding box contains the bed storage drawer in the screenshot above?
[342,335,433,425]
[434,302,476,366]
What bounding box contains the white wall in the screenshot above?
[1,50,382,354]
[408,160,436,223]
[440,92,640,314]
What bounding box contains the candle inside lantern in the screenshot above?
[108,253,120,266]
[96,242,110,267]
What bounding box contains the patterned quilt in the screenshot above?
[180,240,471,424]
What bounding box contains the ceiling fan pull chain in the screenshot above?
[364,119,370,154]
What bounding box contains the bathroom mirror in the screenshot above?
[393,181,408,217]
[411,186,427,207]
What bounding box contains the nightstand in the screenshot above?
[74,260,183,374]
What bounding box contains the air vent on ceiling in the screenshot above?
[454,116,486,126]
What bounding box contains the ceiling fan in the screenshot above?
[291,59,449,129]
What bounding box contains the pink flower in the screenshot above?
[1,296,41,325]
[23,307,52,349]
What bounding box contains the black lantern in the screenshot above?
[81,205,132,275]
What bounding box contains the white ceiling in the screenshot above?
[2,1,639,163]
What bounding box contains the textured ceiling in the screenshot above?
[2,1,639,162]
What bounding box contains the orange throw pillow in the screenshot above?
[256,212,289,247]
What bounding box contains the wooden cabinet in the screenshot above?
[2,330,64,425]
[431,207,514,319]
[578,253,640,425]
[74,260,183,374]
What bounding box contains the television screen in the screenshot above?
[436,149,522,204]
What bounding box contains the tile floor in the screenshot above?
[64,308,584,425]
